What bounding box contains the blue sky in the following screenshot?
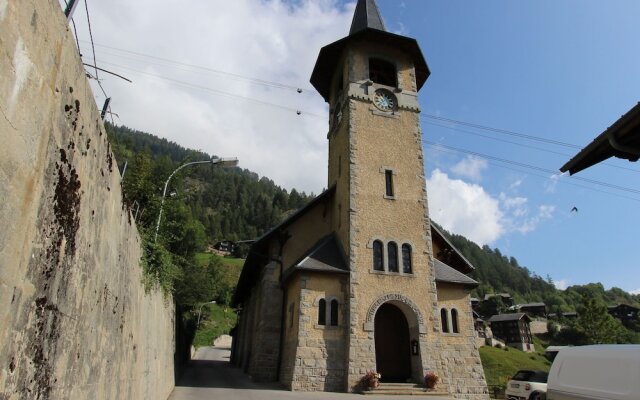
[69,0,639,293]
[375,0,640,292]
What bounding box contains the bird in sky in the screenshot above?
[570,206,578,213]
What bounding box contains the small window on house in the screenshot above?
[373,240,384,271]
[402,244,412,274]
[385,170,394,197]
[388,242,398,272]
[330,299,339,326]
[451,309,459,333]
[318,299,326,326]
[369,58,397,87]
[441,308,449,333]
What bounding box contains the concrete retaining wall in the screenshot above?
[0,1,174,398]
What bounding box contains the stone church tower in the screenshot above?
[310,0,442,387]
[232,1,488,398]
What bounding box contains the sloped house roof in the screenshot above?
[561,103,640,175]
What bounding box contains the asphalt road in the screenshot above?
[168,346,452,400]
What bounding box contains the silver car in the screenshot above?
[505,370,548,400]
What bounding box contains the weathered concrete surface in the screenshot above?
[0,1,174,399]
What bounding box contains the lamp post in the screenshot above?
[154,157,238,242]
[197,300,216,328]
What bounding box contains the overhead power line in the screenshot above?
[427,145,640,203]
[424,120,640,174]
[423,140,640,195]
[78,40,317,96]
[422,114,581,149]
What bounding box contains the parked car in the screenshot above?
[505,369,548,400]
[547,345,640,400]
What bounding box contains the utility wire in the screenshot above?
[78,40,317,95]
[422,114,581,149]
[83,0,99,80]
[423,140,640,195]
[424,120,640,174]
[94,60,327,118]
[427,145,640,203]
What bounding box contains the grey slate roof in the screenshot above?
[434,259,478,287]
[488,313,530,323]
[350,0,386,35]
[282,234,348,282]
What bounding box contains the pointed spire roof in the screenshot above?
[310,1,430,102]
[350,0,386,34]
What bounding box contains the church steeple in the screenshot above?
[349,0,386,34]
[310,0,430,102]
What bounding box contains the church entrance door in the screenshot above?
[374,303,411,382]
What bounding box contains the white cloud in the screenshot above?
[508,178,523,190]
[427,169,504,245]
[631,288,640,295]
[428,170,555,245]
[554,279,570,290]
[451,155,488,182]
[545,172,567,193]
[67,0,356,194]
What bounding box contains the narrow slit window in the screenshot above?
[318,299,326,326]
[373,240,384,271]
[388,242,398,272]
[385,170,394,197]
[330,299,339,326]
[441,308,449,333]
[451,309,459,333]
[402,244,412,274]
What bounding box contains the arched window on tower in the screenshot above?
[373,240,384,271]
[402,244,412,274]
[441,308,449,333]
[318,299,326,326]
[387,241,398,272]
[369,58,397,87]
[451,309,459,333]
[330,299,339,326]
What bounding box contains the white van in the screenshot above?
[547,345,640,400]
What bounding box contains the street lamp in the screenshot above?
[154,157,238,242]
[197,300,216,328]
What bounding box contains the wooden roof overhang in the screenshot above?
[561,103,640,175]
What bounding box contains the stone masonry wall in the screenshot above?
[0,1,174,399]
[288,274,347,392]
[436,285,489,399]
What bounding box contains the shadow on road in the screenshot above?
[174,347,286,391]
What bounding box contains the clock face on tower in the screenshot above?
[373,89,396,112]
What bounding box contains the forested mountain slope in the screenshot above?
[438,224,640,311]
[107,123,639,312]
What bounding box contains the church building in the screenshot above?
[231,1,488,398]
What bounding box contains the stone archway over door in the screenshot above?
[374,303,411,382]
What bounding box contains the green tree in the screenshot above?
[575,296,626,344]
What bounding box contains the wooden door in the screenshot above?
[374,303,411,382]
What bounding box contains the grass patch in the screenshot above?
[480,345,551,389]
[195,252,244,268]
[193,303,237,348]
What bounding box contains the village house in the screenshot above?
[230,1,488,398]
[513,302,547,318]
[487,313,535,352]
[607,304,639,328]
